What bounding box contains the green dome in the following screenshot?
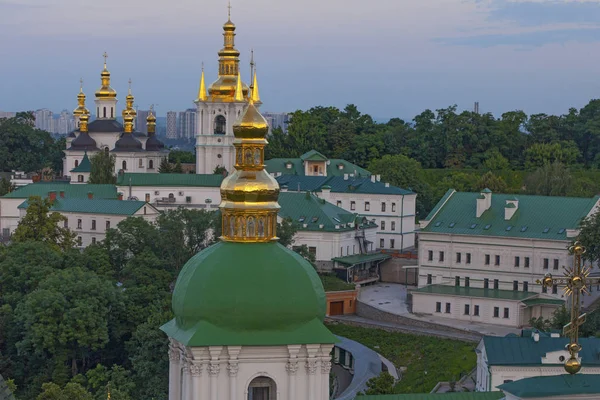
[161,241,337,346]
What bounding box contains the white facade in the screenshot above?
[168,339,332,400]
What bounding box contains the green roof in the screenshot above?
[116,173,224,187]
[358,392,504,400]
[265,150,371,178]
[422,190,599,240]
[499,374,600,397]
[276,175,413,195]
[521,298,565,306]
[278,192,375,232]
[483,336,600,366]
[332,252,391,266]
[3,183,117,199]
[18,198,149,216]
[412,284,535,301]
[70,152,91,173]
[161,241,337,346]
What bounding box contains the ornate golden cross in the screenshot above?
[537,242,599,374]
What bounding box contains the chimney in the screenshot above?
[344,173,349,181]
[371,175,376,183]
[59,190,65,198]
[476,188,492,218]
[87,192,93,200]
[504,197,518,220]
[48,191,57,203]
[117,192,124,201]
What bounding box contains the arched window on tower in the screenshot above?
[214,115,226,135]
[122,160,127,170]
[103,107,107,118]
[248,377,277,400]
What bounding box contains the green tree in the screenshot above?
[88,151,116,184]
[158,157,172,173]
[12,196,76,252]
[524,162,573,196]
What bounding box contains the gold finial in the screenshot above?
[537,242,600,374]
[198,66,208,102]
[234,71,244,102]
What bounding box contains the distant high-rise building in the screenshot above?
[0,111,15,119]
[178,108,196,140]
[34,109,54,132]
[136,110,150,134]
[263,112,290,133]
[166,111,177,139]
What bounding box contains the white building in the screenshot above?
[194,15,255,175]
[0,183,118,238]
[63,59,166,179]
[413,189,600,327]
[476,334,600,392]
[17,194,159,248]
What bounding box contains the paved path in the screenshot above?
[329,315,482,342]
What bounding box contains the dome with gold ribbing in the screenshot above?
[95,53,117,99]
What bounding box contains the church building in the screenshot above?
[194,9,261,175]
[64,57,167,181]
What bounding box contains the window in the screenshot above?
[391,221,396,231]
[77,219,82,229]
[495,255,500,266]
[364,202,370,211]
[474,305,480,316]
[381,203,386,212]
[436,302,441,313]
[493,307,499,318]
[455,276,460,287]
[106,221,111,230]
[350,201,355,211]
[465,277,470,288]
[77,236,82,246]
[380,239,384,248]
[214,115,226,134]
[148,160,154,169]
[381,221,386,230]
[456,252,462,263]
[439,251,445,262]
[466,253,471,264]
[485,254,490,265]
[494,279,499,290]
[513,281,518,291]
[464,304,470,315]
[122,160,127,170]
[390,239,395,249]
[427,274,432,285]
[543,258,549,269]
[554,259,559,270]
[523,281,529,292]
[514,256,520,267]
[337,200,342,207]
[392,203,396,212]
[504,308,510,319]
[91,220,96,230]
[445,303,451,313]
[91,237,96,244]
[525,257,530,268]
[552,284,558,294]
[428,250,433,261]
[484,278,489,289]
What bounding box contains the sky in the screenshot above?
[1,0,600,121]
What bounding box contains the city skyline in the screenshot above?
[1,0,600,120]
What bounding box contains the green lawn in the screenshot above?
[320,274,355,292]
[326,323,477,393]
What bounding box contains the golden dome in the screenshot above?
[95,54,117,99]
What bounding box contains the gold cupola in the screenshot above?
[219,96,279,242]
[73,78,89,119]
[95,52,117,99]
[208,5,249,101]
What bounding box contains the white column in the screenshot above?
[168,344,181,400]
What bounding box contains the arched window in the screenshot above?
[103,107,107,118]
[214,115,226,135]
[122,160,127,170]
[74,160,79,167]
[148,159,154,169]
[248,376,277,400]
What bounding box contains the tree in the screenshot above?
[12,196,76,252]
[158,157,172,173]
[88,151,116,184]
[524,162,572,196]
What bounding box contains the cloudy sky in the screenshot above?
[1,0,599,120]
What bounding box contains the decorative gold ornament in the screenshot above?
[536,242,600,374]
